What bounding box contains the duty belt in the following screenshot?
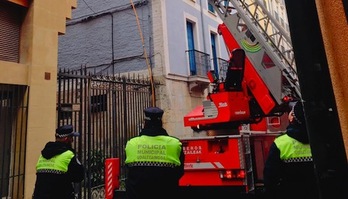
[36,169,66,174]
[127,162,177,168]
[283,157,313,163]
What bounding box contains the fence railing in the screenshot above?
[57,68,152,198]
[0,84,28,199]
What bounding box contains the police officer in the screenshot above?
[125,107,185,199]
[263,101,319,199]
[33,125,84,199]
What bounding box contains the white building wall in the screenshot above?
[153,0,229,138]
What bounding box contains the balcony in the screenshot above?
[186,49,211,93]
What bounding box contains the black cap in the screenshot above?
[292,101,305,124]
[144,107,164,121]
[55,125,80,138]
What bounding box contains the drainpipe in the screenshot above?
[200,0,207,53]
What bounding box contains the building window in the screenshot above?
[0,1,26,62]
[186,21,197,75]
[208,1,215,13]
[210,32,219,78]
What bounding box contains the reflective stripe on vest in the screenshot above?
[36,150,74,174]
[125,135,182,166]
[274,134,312,163]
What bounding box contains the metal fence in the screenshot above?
[57,68,152,199]
[0,84,28,199]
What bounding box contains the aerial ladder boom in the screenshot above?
[210,0,301,103]
[184,0,301,129]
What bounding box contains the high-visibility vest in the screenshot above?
[36,150,74,174]
[274,134,312,163]
[125,135,182,167]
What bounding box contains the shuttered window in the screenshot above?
[0,1,26,63]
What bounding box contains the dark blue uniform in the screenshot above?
[33,125,84,199]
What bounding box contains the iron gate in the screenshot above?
[0,84,28,199]
[57,68,152,199]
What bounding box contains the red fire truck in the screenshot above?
[179,0,300,197]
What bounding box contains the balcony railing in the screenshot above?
[186,49,229,93]
[215,57,229,81]
[186,49,211,77]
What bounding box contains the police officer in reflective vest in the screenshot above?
[33,125,84,199]
[263,101,319,199]
[125,107,185,199]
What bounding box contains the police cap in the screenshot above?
[55,125,80,138]
[144,107,164,121]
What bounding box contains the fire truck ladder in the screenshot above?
[210,0,301,102]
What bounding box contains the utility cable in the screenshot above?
[129,0,156,107]
[82,0,96,13]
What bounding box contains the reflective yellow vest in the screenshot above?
[125,135,182,167]
[274,134,312,163]
[36,150,74,174]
